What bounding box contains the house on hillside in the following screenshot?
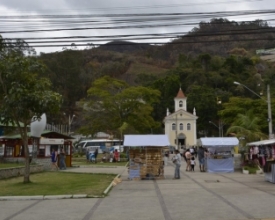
[163,88,198,149]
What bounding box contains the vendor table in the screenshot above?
[200,137,239,173]
[264,162,275,183]
[206,157,234,173]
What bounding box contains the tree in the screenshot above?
[226,110,267,145]
[186,85,219,136]
[0,37,62,183]
[80,76,161,136]
[219,97,270,134]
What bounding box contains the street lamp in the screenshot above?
[234,81,273,139]
[209,120,225,137]
[64,113,75,135]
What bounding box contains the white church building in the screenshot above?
[163,88,198,149]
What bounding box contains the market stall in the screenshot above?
[124,134,170,180]
[247,139,275,183]
[200,137,239,173]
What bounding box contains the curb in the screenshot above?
[103,174,120,196]
[0,165,128,201]
[0,194,108,201]
[0,194,84,201]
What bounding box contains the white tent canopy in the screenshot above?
[124,135,170,147]
[247,139,275,146]
[200,137,239,148]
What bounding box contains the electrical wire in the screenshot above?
[1,9,275,49]
[0,0,262,13]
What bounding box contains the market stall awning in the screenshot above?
[247,139,275,146]
[124,134,170,147]
[200,137,239,148]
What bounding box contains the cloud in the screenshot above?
[0,0,274,54]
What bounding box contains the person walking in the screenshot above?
[190,146,194,156]
[59,147,66,170]
[114,149,120,162]
[198,146,205,172]
[190,156,196,171]
[86,148,90,163]
[164,151,169,166]
[51,148,58,171]
[94,149,98,163]
[185,149,191,171]
[172,150,181,179]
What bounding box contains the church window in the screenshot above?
[172,123,176,130]
[187,123,191,130]
[179,101,183,107]
[179,123,183,130]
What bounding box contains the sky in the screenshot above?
[0,0,274,54]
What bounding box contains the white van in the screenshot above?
[76,140,102,154]
[76,139,123,153]
[109,145,124,153]
[85,146,101,154]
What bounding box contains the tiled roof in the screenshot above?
[175,88,185,98]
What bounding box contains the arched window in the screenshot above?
[187,123,191,130]
[179,123,183,130]
[179,100,183,107]
[172,123,176,130]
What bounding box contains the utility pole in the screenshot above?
[209,120,225,137]
[64,113,75,135]
[234,82,273,139]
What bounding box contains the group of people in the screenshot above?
[172,146,206,179]
[86,148,98,163]
[51,148,67,171]
[85,148,120,163]
[109,149,120,162]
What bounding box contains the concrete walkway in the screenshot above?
[0,161,275,220]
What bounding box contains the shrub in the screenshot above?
[243,166,259,174]
[72,153,77,157]
[120,152,127,158]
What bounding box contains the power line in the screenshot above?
[1,18,275,34]
[6,37,274,48]
[0,9,274,19]
[1,9,275,50]
[0,0,262,13]
[2,27,274,44]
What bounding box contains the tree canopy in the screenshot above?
[0,36,62,183]
[79,76,161,136]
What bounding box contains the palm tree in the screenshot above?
[226,110,267,147]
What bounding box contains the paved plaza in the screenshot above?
[0,161,275,220]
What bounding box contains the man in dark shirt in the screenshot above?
[198,146,205,172]
[94,149,98,163]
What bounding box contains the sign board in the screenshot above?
[40,138,64,145]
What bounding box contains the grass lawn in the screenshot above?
[0,172,116,196]
[72,156,128,167]
[0,163,25,169]
[72,161,128,166]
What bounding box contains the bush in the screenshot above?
[120,152,127,158]
[241,159,258,168]
[243,166,259,174]
[241,158,261,174]
[72,153,78,157]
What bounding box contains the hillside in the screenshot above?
[99,40,152,53]
[36,18,275,134]
[99,19,275,61]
